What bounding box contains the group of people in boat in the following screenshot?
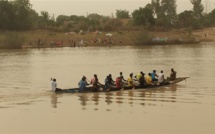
[51,68,177,92]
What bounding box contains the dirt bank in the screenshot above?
[1,28,215,49]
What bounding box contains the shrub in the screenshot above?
[133,30,153,45]
[0,32,25,49]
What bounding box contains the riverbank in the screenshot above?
[1,27,215,49]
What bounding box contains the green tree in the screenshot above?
[56,15,70,25]
[209,9,215,24]
[178,10,194,28]
[132,4,155,26]
[87,13,102,20]
[69,15,78,21]
[160,0,177,27]
[28,9,39,29]
[190,0,204,28]
[190,0,204,20]
[151,0,177,27]
[203,8,215,26]
[151,0,163,19]
[13,0,33,30]
[41,11,50,23]
[0,0,15,30]
[116,9,130,19]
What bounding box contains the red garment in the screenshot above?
[90,78,95,84]
[115,77,121,88]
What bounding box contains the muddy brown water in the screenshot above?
[0,43,215,133]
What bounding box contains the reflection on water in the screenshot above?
[57,85,180,111]
[105,92,113,105]
[50,93,58,108]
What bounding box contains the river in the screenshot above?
[0,43,215,134]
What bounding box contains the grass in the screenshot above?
[0,31,25,49]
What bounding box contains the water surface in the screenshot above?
[0,43,215,134]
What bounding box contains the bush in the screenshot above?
[133,30,153,45]
[0,32,25,49]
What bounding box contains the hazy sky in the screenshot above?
[30,0,215,17]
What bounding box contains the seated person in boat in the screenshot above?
[91,74,103,91]
[108,74,115,86]
[115,72,127,88]
[158,70,165,85]
[127,73,134,87]
[78,76,89,92]
[104,75,110,90]
[90,74,97,84]
[170,68,177,80]
[50,78,62,92]
[135,71,144,81]
[145,73,153,85]
[119,72,127,82]
[139,73,146,87]
[151,70,158,81]
[105,74,115,91]
[115,76,122,88]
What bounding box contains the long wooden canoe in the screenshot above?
[55,77,189,93]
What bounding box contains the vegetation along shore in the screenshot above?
[0,0,215,49]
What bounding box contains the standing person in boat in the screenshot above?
[145,73,153,85]
[50,78,62,92]
[158,70,165,85]
[78,76,90,92]
[170,68,177,80]
[151,70,158,81]
[127,73,134,87]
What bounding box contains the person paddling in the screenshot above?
[104,75,110,90]
[108,74,115,86]
[78,76,90,92]
[104,74,115,91]
[135,71,144,81]
[115,72,127,89]
[145,73,153,85]
[91,74,103,92]
[151,70,158,81]
[127,73,134,87]
[119,72,126,82]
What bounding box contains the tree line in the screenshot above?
[0,0,215,32]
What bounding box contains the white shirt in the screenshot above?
[51,81,57,92]
[158,73,164,83]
